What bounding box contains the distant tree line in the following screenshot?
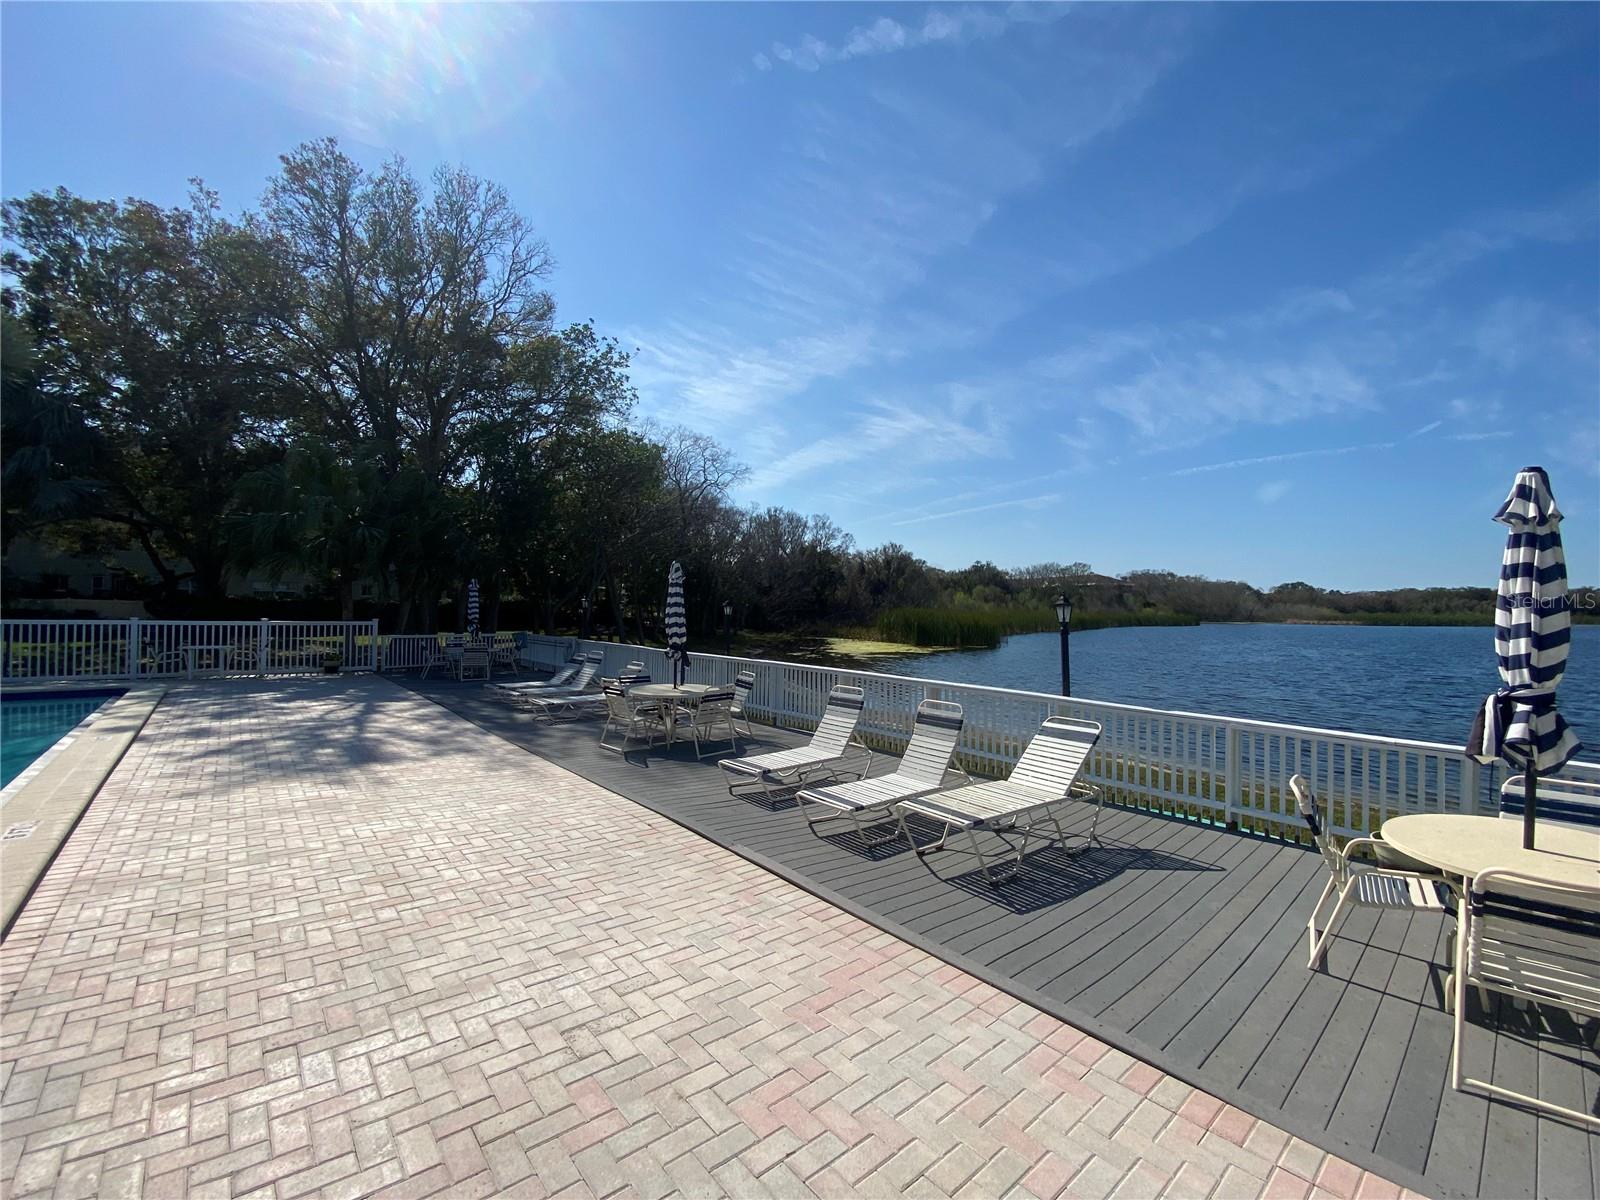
[4,140,1591,643]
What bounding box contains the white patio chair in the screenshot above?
[457,646,491,681]
[599,682,668,752]
[419,638,452,678]
[490,635,518,675]
[896,716,1104,884]
[681,687,739,760]
[799,700,966,845]
[1499,775,1600,833]
[1292,775,1454,970]
[730,670,757,736]
[601,660,647,687]
[1452,869,1600,1128]
[720,685,872,802]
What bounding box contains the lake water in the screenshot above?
[873,623,1600,748]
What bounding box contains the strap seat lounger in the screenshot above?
[525,668,648,724]
[489,654,603,703]
[719,684,872,802]
[797,699,965,844]
[895,716,1104,883]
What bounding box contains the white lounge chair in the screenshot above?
[525,667,647,724]
[798,699,965,844]
[489,654,603,704]
[1451,869,1600,1128]
[720,685,871,802]
[1292,775,1453,970]
[896,716,1104,884]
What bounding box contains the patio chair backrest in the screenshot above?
[546,660,582,686]
[1009,717,1101,798]
[1465,869,1600,1019]
[461,647,490,666]
[603,682,637,719]
[619,671,650,687]
[1499,776,1600,832]
[810,685,866,756]
[695,688,736,722]
[567,660,601,690]
[1290,774,1343,877]
[732,671,756,713]
[898,699,965,786]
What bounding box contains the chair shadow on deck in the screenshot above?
[926,835,1223,915]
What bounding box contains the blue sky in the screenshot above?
[3,2,1597,589]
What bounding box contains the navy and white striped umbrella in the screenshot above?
[665,561,690,685]
[466,578,480,639]
[1466,466,1583,848]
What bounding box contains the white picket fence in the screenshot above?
[515,635,1600,842]
[9,621,1595,842]
[1,619,380,678]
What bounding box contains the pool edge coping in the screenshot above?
[1,684,166,939]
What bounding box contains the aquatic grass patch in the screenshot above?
[872,606,1198,648]
[874,607,1058,649]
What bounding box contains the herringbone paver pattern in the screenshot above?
[0,679,1408,1199]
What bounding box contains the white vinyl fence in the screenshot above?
[2,619,380,679]
[515,635,1600,842]
[10,621,1596,842]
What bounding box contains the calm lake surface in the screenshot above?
[873,623,1600,747]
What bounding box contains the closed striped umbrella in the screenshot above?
[466,578,480,639]
[1466,466,1584,849]
[665,561,690,686]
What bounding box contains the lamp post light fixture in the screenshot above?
[580,593,591,638]
[1054,593,1073,697]
[722,600,734,656]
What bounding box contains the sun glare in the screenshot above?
[229,2,547,141]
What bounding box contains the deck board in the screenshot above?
[403,676,1599,1200]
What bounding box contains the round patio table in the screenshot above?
[628,683,717,744]
[1379,814,1598,888]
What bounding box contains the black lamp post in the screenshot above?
[1055,593,1073,697]
[722,600,733,656]
[580,594,591,639]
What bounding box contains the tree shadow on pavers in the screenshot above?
[160,678,486,785]
[922,840,1221,915]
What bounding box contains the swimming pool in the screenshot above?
[1,690,125,789]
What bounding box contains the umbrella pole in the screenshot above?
[1523,766,1537,851]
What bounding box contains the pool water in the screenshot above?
[1,691,123,789]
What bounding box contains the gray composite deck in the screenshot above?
[401,675,1599,1200]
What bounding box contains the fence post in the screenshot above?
[258,619,271,678]
[1223,723,1241,831]
[1463,756,1483,816]
[369,620,380,672]
[125,618,140,678]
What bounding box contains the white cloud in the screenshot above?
[1256,480,1292,505]
[758,4,1064,72]
[743,396,1010,495]
[1166,441,1396,478]
[1410,419,1444,437]
[892,492,1063,527]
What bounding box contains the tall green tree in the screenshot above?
[226,439,389,621]
[2,185,296,600]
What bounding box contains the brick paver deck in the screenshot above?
[0,679,1409,1199]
